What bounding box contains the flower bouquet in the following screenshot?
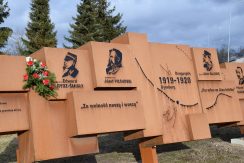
[23,57,57,99]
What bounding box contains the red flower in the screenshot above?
[27,61,34,66]
[33,73,40,79]
[49,85,55,90]
[23,74,28,81]
[42,79,50,85]
[43,71,49,76]
[41,63,46,68]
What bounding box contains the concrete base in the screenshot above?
[231,138,244,146]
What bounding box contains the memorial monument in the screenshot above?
[0,32,243,163]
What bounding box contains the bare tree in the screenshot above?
[2,30,27,56]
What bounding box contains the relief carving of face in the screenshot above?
[236,67,244,85]
[62,52,79,78]
[106,48,123,75]
[203,50,213,71]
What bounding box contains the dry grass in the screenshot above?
[0,126,244,163]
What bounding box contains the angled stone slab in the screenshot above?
[187,113,211,140]
[192,48,222,81]
[149,43,203,144]
[198,81,243,124]
[0,56,26,92]
[221,63,244,99]
[79,41,137,89]
[221,63,244,125]
[0,93,29,134]
[66,90,145,136]
[31,48,93,100]
[18,91,99,162]
[112,33,163,140]
[139,113,212,148]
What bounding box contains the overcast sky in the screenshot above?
[2,0,244,50]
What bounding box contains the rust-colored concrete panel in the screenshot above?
[187,113,211,140]
[111,33,130,44]
[31,48,93,99]
[79,41,136,88]
[0,93,29,133]
[140,136,164,148]
[18,131,35,163]
[240,126,244,134]
[220,63,244,125]
[220,65,229,81]
[150,43,203,144]
[221,63,244,99]
[16,149,20,163]
[66,91,145,136]
[237,99,244,126]
[27,91,98,161]
[123,130,144,141]
[192,48,222,81]
[111,33,163,139]
[68,137,99,156]
[139,144,158,163]
[198,81,243,124]
[0,56,26,92]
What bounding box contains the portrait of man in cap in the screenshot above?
[62,52,79,78]
[106,48,123,75]
[236,67,244,85]
[203,50,213,71]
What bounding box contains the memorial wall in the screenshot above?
[148,44,205,145]
[111,33,163,140]
[221,63,244,127]
[0,32,244,162]
[0,56,29,135]
[30,48,93,99]
[192,48,242,124]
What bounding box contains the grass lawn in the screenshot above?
[0,126,244,163]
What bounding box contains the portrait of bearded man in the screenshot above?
[106,48,123,75]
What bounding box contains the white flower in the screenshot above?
[25,57,33,62]
[39,74,44,80]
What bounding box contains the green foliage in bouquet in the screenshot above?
[23,58,57,99]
